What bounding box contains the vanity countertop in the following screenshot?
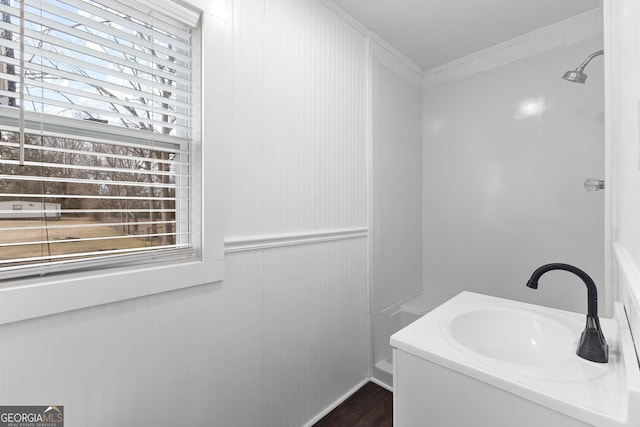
[390,292,640,426]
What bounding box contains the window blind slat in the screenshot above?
[25,0,192,52]
[0,141,190,168]
[1,193,188,202]
[0,220,177,232]
[27,78,192,122]
[21,37,191,92]
[0,245,193,267]
[121,0,200,29]
[0,87,19,100]
[0,159,190,180]
[22,24,191,83]
[0,231,190,248]
[0,174,180,189]
[0,0,197,279]
[0,205,186,212]
[0,110,191,147]
[21,58,191,109]
[0,2,192,73]
[21,91,192,134]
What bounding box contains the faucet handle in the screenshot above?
[584,178,605,192]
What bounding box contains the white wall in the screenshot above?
[0,1,371,426]
[369,38,423,387]
[423,34,606,314]
[604,0,640,343]
[371,41,423,315]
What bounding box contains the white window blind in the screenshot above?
[0,0,199,279]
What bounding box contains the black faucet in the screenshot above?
[526,263,608,363]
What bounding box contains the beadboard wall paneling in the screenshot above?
[226,0,368,238]
[605,0,640,342]
[262,0,367,234]
[227,0,267,237]
[0,236,368,427]
[262,238,369,427]
[223,1,372,419]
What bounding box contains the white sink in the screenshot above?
[390,292,640,426]
[436,298,611,383]
[446,306,578,365]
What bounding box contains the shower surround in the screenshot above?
[422,35,605,315]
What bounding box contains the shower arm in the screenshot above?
[575,50,604,72]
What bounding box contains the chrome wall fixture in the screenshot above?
[562,50,604,84]
[563,51,606,192]
[584,178,605,192]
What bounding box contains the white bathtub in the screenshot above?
[372,292,450,388]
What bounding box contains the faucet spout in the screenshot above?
[527,263,598,317]
[526,263,608,363]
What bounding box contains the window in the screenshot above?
[0,0,201,279]
[0,0,225,323]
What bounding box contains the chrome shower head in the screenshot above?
[562,50,603,84]
[562,69,588,83]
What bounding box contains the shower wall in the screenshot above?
[370,39,423,387]
[422,34,605,314]
[605,0,640,350]
[371,42,423,315]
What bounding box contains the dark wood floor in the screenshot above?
[313,382,392,427]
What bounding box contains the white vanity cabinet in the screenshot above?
[392,348,588,426]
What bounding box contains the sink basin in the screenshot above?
[446,306,577,365]
[390,292,640,427]
[433,299,611,382]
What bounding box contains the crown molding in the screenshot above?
[423,7,603,89]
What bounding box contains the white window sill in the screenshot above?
[0,257,224,325]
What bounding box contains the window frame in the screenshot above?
[0,0,226,325]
